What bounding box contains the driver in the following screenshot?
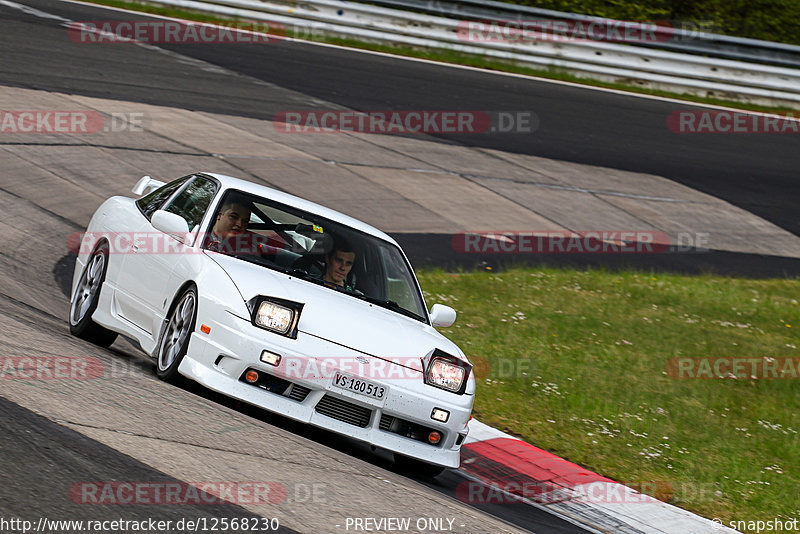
[322,237,357,291]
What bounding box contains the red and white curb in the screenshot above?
[462,420,739,534]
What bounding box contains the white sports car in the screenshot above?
[69,172,474,474]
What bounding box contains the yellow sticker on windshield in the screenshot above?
[312,225,323,233]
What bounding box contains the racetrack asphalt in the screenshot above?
[0,0,796,532]
[0,396,299,533]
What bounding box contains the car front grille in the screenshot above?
[314,395,372,428]
[287,384,312,402]
[379,414,443,447]
[379,414,394,431]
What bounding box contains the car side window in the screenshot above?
[135,177,188,220]
[378,246,423,314]
[163,176,218,230]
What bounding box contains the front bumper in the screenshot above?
[179,307,473,468]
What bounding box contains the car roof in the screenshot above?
[202,172,399,246]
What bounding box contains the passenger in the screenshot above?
[206,195,275,256]
[211,197,251,241]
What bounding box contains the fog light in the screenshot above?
[431,408,450,423]
[427,431,442,445]
[245,370,259,383]
[260,350,281,366]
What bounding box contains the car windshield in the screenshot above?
[203,190,428,322]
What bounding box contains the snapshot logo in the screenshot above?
[667,110,800,134]
[725,518,800,533]
[0,356,104,380]
[273,110,537,134]
[456,19,673,43]
[0,111,144,134]
[667,357,800,380]
[70,482,287,505]
[67,20,285,44]
[452,231,674,254]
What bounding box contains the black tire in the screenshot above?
[156,286,197,382]
[393,453,446,478]
[69,243,118,347]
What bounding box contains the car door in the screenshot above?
[114,175,217,337]
[110,177,187,333]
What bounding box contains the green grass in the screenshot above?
[489,0,800,46]
[418,267,799,529]
[75,0,799,115]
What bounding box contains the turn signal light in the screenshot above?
[245,370,259,383]
[427,431,442,445]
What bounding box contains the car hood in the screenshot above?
[208,253,464,372]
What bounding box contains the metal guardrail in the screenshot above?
[140,0,800,106]
[367,0,800,68]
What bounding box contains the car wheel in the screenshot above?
[393,453,446,478]
[156,286,197,382]
[69,243,118,347]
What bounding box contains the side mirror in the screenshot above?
[151,210,190,242]
[429,304,456,328]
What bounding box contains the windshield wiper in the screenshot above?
[352,294,426,322]
[274,265,325,286]
[287,268,311,278]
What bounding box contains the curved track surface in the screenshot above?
[0,0,797,532]
[3,0,799,240]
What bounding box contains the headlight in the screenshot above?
[248,297,303,338]
[256,302,293,333]
[424,350,471,394]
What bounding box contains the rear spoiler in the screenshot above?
[131,175,165,196]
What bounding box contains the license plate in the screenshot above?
[332,372,387,400]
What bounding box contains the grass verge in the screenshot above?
[73,0,798,115]
[417,267,799,529]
